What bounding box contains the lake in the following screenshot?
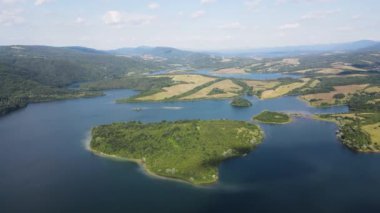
[150,69,301,80]
[1,90,380,213]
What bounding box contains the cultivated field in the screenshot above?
[301,84,368,106]
[362,123,380,145]
[365,86,380,93]
[260,79,310,99]
[181,79,242,100]
[136,75,215,101]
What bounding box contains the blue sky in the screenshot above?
[1,0,379,50]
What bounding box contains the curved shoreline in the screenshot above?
[83,132,218,187]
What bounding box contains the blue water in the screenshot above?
[150,69,300,80]
[1,90,380,213]
[191,69,301,80]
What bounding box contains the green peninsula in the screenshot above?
[90,120,263,185]
[253,111,291,124]
[315,113,380,153]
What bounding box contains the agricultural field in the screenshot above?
[260,78,310,99]
[181,79,242,100]
[301,84,369,107]
[135,75,215,101]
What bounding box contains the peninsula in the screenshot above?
[90,120,264,185]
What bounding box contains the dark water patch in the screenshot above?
[1,89,380,213]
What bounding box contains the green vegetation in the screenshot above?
[0,45,166,116]
[116,78,220,103]
[291,75,380,95]
[207,88,226,95]
[348,92,380,112]
[0,65,102,115]
[333,93,345,99]
[231,97,252,107]
[253,111,291,124]
[80,76,174,92]
[316,113,380,152]
[90,120,264,185]
[0,46,164,87]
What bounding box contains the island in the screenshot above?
[90,120,264,185]
[230,97,252,107]
[253,111,291,124]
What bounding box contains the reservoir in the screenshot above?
[1,89,380,213]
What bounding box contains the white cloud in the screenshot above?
[34,0,50,6]
[0,9,24,26]
[1,0,24,4]
[218,22,246,30]
[102,10,155,27]
[279,23,300,30]
[301,9,340,20]
[245,0,262,10]
[148,2,160,10]
[201,0,216,5]
[75,17,84,24]
[191,10,205,19]
[102,10,123,26]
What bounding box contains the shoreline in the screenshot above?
[83,132,218,187]
[307,115,380,154]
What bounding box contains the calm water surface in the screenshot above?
[150,69,300,80]
[1,90,380,213]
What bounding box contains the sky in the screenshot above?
[0,0,380,50]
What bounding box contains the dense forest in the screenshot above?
[0,45,166,115]
[90,120,263,185]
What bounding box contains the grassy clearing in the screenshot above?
[261,79,310,99]
[90,120,264,185]
[181,79,242,100]
[362,123,380,145]
[136,75,215,101]
[332,62,367,71]
[244,80,280,97]
[282,58,300,66]
[317,68,342,75]
[244,80,280,90]
[309,80,320,88]
[301,84,368,107]
[365,86,380,93]
[253,111,291,124]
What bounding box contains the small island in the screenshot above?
[90,120,263,185]
[231,97,252,107]
[253,111,291,124]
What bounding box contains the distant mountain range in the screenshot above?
[59,40,380,60]
[205,40,380,57]
[98,40,380,58]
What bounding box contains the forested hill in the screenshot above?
[0,45,165,87]
[109,46,231,68]
[0,45,166,116]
